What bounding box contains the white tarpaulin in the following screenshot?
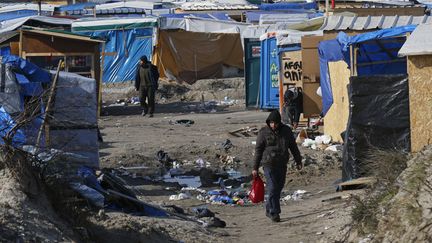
[0,16,73,34]
[399,23,432,56]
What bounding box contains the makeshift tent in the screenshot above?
[0,16,73,34]
[342,74,410,181]
[0,55,99,167]
[319,25,415,116]
[72,17,157,83]
[154,30,244,84]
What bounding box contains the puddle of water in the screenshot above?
[162,173,202,188]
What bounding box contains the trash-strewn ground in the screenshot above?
[0,78,367,243]
[97,78,358,243]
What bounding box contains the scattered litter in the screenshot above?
[282,190,308,201]
[181,187,206,194]
[221,139,233,151]
[325,145,343,152]
[196,157,205,168]
[199,216,226,228]
[315,135,332,145]
[252,141,256,145]
[316,232,324,235]
[191,207,215,218]
[169,193,191,201]
[324,226,331,230]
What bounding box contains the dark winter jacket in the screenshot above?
[135,62,159,91]
[253,110,302,170]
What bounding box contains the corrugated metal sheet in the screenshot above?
[399,23,432,56]
[320,15,432,31]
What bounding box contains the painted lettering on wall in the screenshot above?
[281,51,303,83]
[283,61,302,82]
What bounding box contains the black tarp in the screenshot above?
[342,74,410,181]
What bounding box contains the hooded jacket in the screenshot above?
[253,110,302,170]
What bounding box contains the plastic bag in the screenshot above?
[249,176,264,203]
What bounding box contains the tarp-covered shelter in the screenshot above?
[154,29,244,84]
[316,27,414,181]
[0,28,104,112]
[72,17,157,83]
[0,55,99,168]
[399,23,432,152]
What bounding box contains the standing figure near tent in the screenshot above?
[252,110,302,222]
[282,87,303,129]
[135,56,159,117]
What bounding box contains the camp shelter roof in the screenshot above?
[160,12,232,21]
[96,1,161,10]
[0,10,38,22]
[0,3,58,13]
[56,2,97,12]
[0,16,73,34]
[160,16,249,33]
[21,28,105,43]
[258,13,322,25]
[259,2,318,10]
[259,29,323,45]
[242,16,325,39]
[399,23,432,56]
[320,15,432,31]
[72,17,158,32]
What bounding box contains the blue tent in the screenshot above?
[72,18,157,83]
[319,25,416,116]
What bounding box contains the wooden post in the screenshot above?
[35,59,63,151]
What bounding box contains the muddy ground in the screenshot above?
[95,78,363,243]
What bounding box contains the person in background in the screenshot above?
[135,56,159,117]
[282,87,303,129]
[252,110,303,222]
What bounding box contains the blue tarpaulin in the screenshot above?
[2,55,51,83]
[259,2,317,11]
[56,2,97,12]
[80,28,153,83]
[0,10,37,22]
[0,106,25,146]
[319,26,415,116]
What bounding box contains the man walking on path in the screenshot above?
[252,110,303,222]
[135,56,159,117]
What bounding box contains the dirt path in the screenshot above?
[99,104,356,243]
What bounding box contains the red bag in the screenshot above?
[249,176,265,203]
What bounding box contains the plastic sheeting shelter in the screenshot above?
[72,18,157,83]
[153,30,244,84]
[319,25,415,117]
[342,75,410,181]
[0,55,99,168]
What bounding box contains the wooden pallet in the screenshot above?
[228,126,259,137]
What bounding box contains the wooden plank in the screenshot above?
[338,177,375,187]
[408,55,432,152]
[323,61,350,143]
[36,59,63,151]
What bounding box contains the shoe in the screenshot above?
[141,111,147,116]
[271,214,280,222]
[149,114,154,118]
